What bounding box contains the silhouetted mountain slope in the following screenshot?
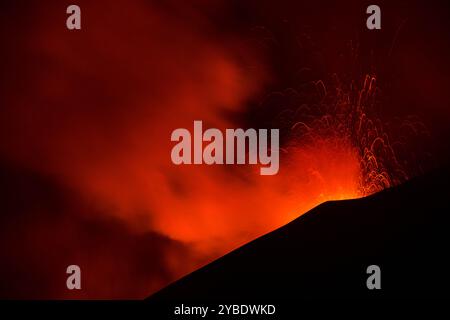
[149,166,450,301]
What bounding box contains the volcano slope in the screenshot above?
[149,166,450,301]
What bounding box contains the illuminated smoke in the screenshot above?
[0,0,433,299]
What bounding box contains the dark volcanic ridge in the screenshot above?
[149,165,450,301]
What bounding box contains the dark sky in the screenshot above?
[1,0,450,298]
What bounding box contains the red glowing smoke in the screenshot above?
[0,0,434,299]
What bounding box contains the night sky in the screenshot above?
[1,0,450,298]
